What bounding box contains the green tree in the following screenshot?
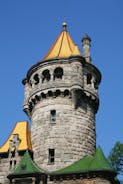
[108,142,123,174]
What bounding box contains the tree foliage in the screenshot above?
[108,142,123,174]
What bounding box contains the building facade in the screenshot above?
[0,23,119,184]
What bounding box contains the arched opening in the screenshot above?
[48,91,53,97]
[55,90,61,97]
[33,74,40,85]
[35,95,40,101]
[87,73,92,85]
[31,98,36,105]
[42,69,51,83]
[29,102,33,112]
[41,92,46,99]
[94,80,98,90]
[64,90,69,97]
[54,67,63,80]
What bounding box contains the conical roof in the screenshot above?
[51,156,93,174]
[51,147,114,175]
[43,23,81,61]
[89,146,113,171]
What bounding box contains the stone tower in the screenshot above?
[22,23,101,171]
[0,23,119,184]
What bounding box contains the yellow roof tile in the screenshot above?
[43,24,81,60]
[0,121,32,153]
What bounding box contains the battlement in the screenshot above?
[23,57,101,118]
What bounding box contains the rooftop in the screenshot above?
[9,151,44,176]
[43,22,81,61]
[51,147,114,175]
[0,121,32,153]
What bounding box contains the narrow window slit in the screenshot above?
[48,149,55,164]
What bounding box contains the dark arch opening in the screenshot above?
[41,93,46,99]
[48,91,53,97]
[35,95,40,101]
[33,74,39,85]
[42,69,51,83]
[94,80,98,90]
[64,90,69,97]
[29,102,33,111]
[31,98,36,105]
[87,73,92,85]
[55,90,61,97]
[54,67,63,80]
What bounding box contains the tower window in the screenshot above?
[87,73,92,85]
[33,74,39,85]
[94,80,98,90]
[48,91,53,97]
[10,160,12,169]
[55,90,61,97]
[48,149,55,164]
[14,160,16,166]
[64,90,69,97]
[41,92,46,99]
[54,67,63,80]
[50,110,56,123]
[42,69,51,83]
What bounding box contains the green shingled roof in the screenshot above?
[89,147,112,171]
[9,147,114,176]
[51,147,114,174]
[11,151,44,175]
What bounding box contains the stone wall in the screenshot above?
[31,96,96,171]
[48,178,112,184]
[23,59,100,113]
[0,153,22,184]
[23,57,101,171]
[0,157,11,184]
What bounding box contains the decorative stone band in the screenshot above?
[24,88,99,119]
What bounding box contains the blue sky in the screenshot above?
[0,0,122,157]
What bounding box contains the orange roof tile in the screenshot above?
[0,121,32,153]
[43,23,81,60]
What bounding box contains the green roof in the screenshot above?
[89,147,113,171]
[11,151,44,175]
[51,147,114,175]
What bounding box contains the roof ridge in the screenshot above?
[57,30,65,57]
[66,30,73,53]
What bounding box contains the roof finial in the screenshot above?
[62,22,67,30]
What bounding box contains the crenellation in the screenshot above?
[23,57,100,118]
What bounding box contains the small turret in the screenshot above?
[82,34,91,63]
